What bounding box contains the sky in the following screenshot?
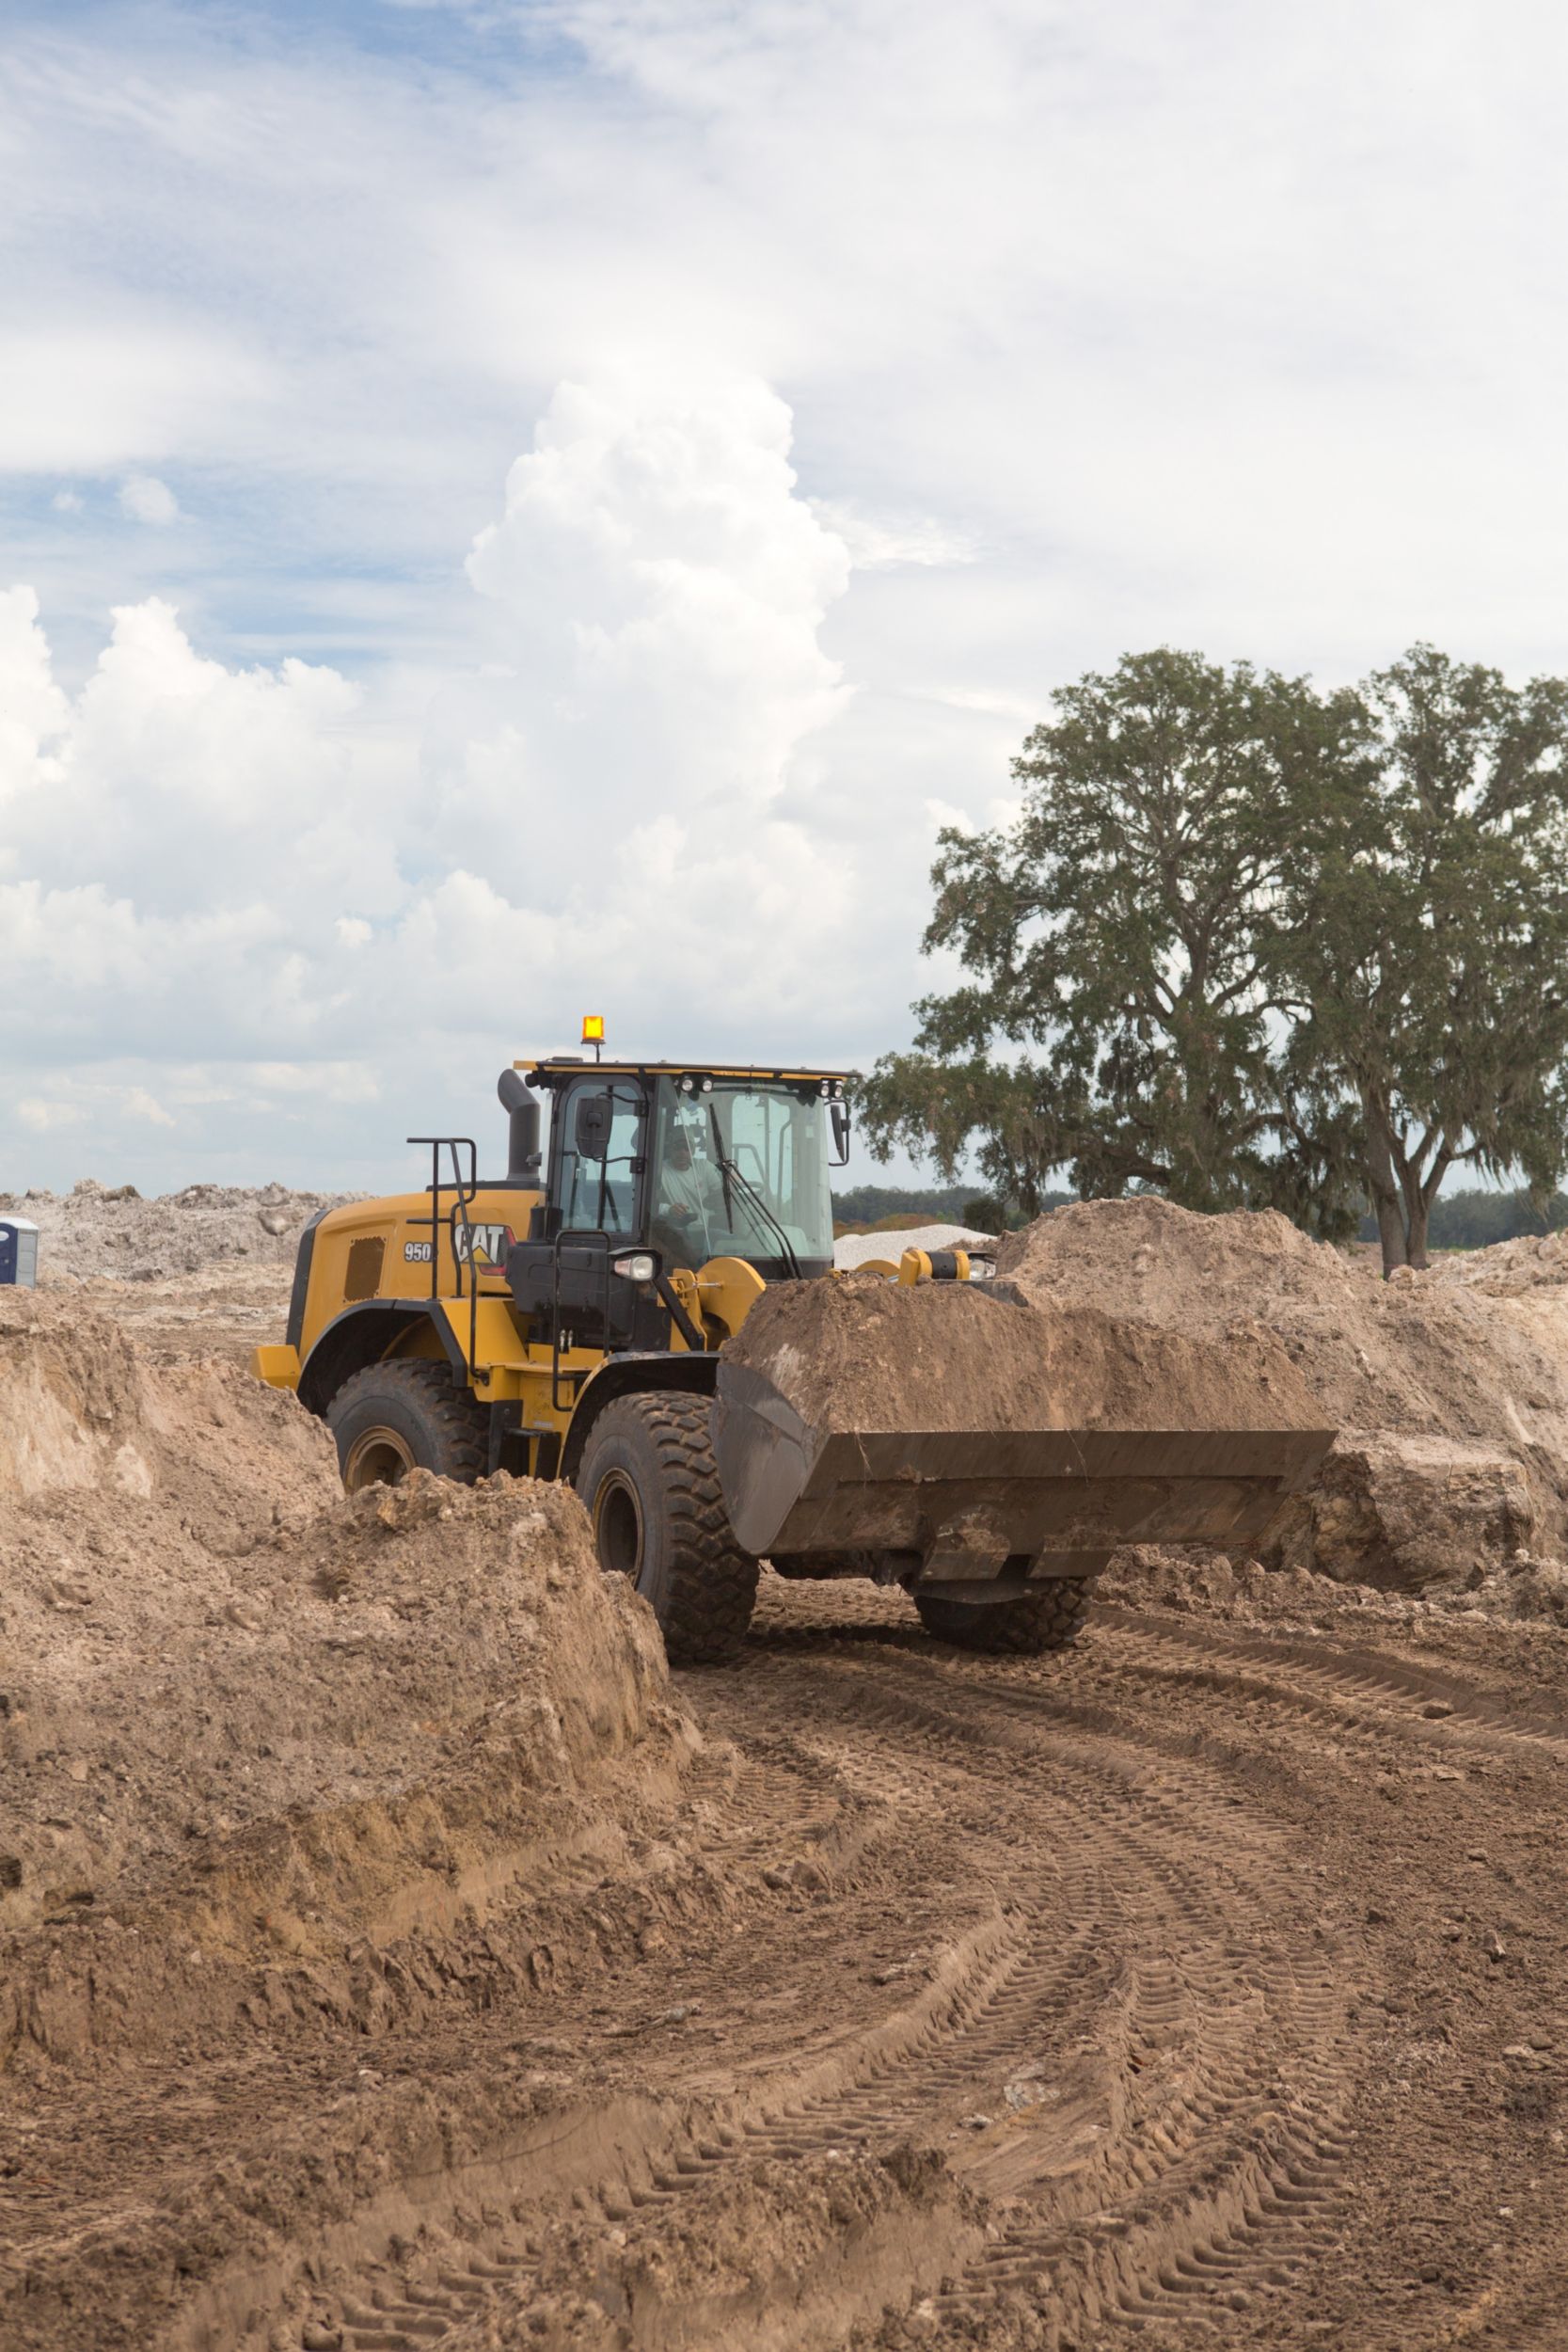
[3,0,1567,1197]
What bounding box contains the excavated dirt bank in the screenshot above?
[996,1198,1568,1597]
[0,1294,692,2068]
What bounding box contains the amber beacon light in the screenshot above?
[581,1013,605,1060]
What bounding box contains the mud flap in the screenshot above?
[713,1361,1335,1579]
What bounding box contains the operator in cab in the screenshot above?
[652,1117,728,1265]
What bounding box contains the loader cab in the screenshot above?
[507,1059,845,1352]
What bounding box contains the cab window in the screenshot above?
[557,1079,646,1233]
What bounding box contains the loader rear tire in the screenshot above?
[915,1580,1090,1656]
[578,1391,759,1665]
[327,1359,488,1492]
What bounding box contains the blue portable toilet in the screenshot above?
[0,1216,39,1288]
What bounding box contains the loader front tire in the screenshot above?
[578,1391,759,1665]
[915,1579,1091,1656]
[327,1359,488,1492]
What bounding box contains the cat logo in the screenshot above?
[453,1221,514,1269]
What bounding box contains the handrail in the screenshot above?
[405,1136,480,1378]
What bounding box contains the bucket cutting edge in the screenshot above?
[713,1359,1336,1564]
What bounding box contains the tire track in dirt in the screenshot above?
[40,1578,1568,2352]
[1089,1606,1568,1762]
[258,1616,1361,2351]
[759,1645,1358,2340]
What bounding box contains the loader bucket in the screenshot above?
[713,1360,1334,1576]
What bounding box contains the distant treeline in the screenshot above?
[831,1183,1070,1233]
[1370,1187,1568,1249]
[832,1183,1568,1249]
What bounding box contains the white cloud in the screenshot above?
[118,473,180,526]
[461,373,849,820]
[0,370,865,1184]
[52,488,84,515]
[123,1087,176,1126]
[18,1097,87,1133]
[0,588,71,806]
[810,502,977,573]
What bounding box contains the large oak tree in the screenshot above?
[860,644,1568,1271]
[1282,646,1568,1268]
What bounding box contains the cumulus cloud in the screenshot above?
[811,502,977,572]
[118,473,180,526]
[18,1098,87,1133]
[0,371,866,1184]
[0,588,70,806]
[456,374,848,848]
[124,1087,176,1126]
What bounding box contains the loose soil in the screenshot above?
[727,1272,1323,1432]
[9,1231,1568,2352]
[997,1199,1568,1598]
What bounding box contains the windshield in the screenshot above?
[650,1079,834,1275]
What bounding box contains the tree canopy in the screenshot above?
[860,645,1568,1271]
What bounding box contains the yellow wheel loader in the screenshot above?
[253,1053,1331,1664]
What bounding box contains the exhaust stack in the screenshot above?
[497,1069,542,1184]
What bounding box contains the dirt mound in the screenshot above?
[0,1285,331,1510]
[0,1297,689,2059]
[727,1268,1323,1434]
[1101,1538,1568,1629]
[4,1176,356,1282]
[994,1199,1568,1595]
[1426,1226,1568,1296]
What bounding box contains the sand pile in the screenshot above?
[1425,1226,1568,1297]
[993,1198,1568,1597]
[3,1176,356,1282]
[728,1270,1322,1433]
[0,1284,334,1518]
[0,1295,688,2059]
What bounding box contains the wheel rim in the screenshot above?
[593,1470,645,1581]
[343,1425,417,1492]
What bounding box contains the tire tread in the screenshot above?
[583,1391,759,1664]
[327,1359,489,1485]
[915,1580,1090,1655]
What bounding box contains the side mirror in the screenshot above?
[830,1101,850,1166]
[574,1092,612,1160]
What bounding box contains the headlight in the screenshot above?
[611,1251,657,1282]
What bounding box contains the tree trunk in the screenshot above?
[1405,1194,1430,1270]
[1405,1142,1454,1273]
[1396,1160,1428,1269]
[1361,1089,1409,1276]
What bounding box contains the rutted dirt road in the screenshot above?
[10,1561,1568,2350]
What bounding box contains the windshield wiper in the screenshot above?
[707,1107,802,1279]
